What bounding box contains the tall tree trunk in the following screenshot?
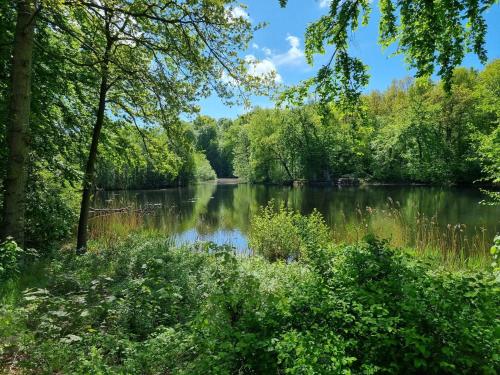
[1,0,36,246]
[275,151,294,181]
[76,45,111,253]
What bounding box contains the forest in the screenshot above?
[1,0,499,374]
[184,62,500,185]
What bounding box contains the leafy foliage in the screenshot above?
[229,61,499,185]
[490,235,500,275]
[95,122,198,189]
[0,239,24,282]
[2,234,498,373]
[249,202,331,262]
[25,172,79,248]
[280,0,496,105]
[193,152,217,181]
[193,116,236,178]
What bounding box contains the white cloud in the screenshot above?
[245,54,282,83]
[221,54,282,86]
[271,35,305,66]
[228,6,249,21]
[319,0,332,8]
[220,70,238,86]
[252,42,259,49]
[287,35,300,49]
[262,47,272,56]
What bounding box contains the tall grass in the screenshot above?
[89,210,147,242]
[89,197,495,269]
[87,201,176,246]
[331,198,492,269]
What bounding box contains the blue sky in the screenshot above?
[198,0,500,119]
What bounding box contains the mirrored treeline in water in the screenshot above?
[91,182,499,256]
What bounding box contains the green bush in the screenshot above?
[276,236,499,374]
[2,235,498,374]
[0,239,24,282]
[491,234,500,275]
[249,202,331,261]
[15,170,78,251]
[0,171,78,252]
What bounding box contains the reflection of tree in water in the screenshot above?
[199,184,237,232]
[95,185,499,251]
[167,183,217,235]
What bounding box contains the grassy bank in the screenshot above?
[1,232,498,374]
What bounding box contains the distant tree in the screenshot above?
[216,118,237,177]
[475,59,500,201]
[193,116,236,178]
[194,115,219,171]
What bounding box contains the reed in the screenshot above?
[331,197,492,269]
[89,197,495,269]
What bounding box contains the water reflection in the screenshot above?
[92,182,499,253]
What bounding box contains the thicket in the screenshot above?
[0,233,498,374]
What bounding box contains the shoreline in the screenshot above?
[93,178,499,192]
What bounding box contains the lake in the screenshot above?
[91,181,499,257]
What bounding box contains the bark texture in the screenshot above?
[76,32,112,253]
[1,0,36,245]
[76,67,109,252]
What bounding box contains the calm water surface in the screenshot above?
[92,182,499,253]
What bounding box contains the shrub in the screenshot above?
[3,234,498,374]
[0,171,78,252]
[274,236,500,374]
[249,202,331,261]
[0,239,24,282]
[491,234,500,275]
[249,203,302,261]
[24,171,79,250]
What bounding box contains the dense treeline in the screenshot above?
[94,122,217,190]
[95,115,239,190]
[224,61,499,185]
[91,60,500,189]
[96,60,499,188]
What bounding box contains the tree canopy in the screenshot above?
[279,0,497,105]
[224,61,499,185]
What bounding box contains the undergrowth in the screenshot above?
[1,233,498,374]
